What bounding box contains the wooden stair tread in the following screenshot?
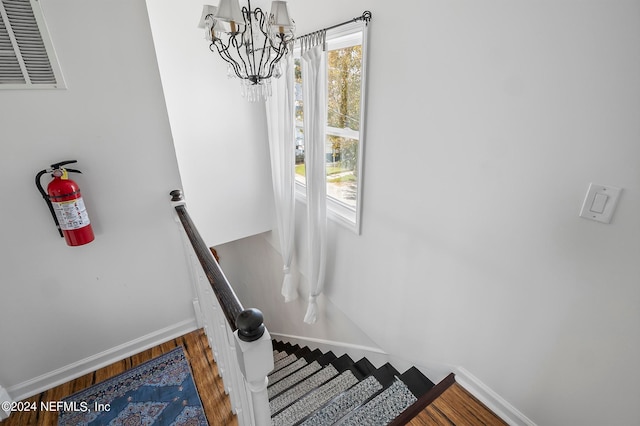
[330,354,355,373]
[372,363,401,387]
[406,382,508,426]
[400,366,436,398]
[349,357,377,380]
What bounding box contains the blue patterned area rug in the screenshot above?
[58,346,207,425]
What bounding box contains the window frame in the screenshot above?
[293,20,369,235]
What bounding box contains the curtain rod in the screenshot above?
[295,10,372,41]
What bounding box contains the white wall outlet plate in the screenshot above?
[579,183,622,224]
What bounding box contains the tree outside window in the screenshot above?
[294,35,364,213]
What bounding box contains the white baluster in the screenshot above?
[226,325,250,425]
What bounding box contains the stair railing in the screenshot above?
[170,190,273,426]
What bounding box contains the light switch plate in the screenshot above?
[579,183,622,224]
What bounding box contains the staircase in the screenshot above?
[268,340,440,426]
[170,197,469,426]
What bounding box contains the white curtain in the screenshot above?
[301,45,327,324]
[266,54,298,302]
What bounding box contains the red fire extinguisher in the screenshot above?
[35,160,95,246]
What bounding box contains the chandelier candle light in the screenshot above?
[200,0,295,102]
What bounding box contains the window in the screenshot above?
[0,0,64,88]
[294,21,368,233]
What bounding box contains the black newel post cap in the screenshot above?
[170,189,183,201]
[236,308,266,342]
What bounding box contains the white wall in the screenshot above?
[215,231,385,353]
[215,1,640,425]
[0,0,196,396]
[145,0,274,247]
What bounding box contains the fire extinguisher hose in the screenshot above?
[35,168,63,238]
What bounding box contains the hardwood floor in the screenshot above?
[2,329,506,426]
[0,329,237,426]
[407,383,508,426]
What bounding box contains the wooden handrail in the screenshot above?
[171,190,272,426]
[171,190,243,331]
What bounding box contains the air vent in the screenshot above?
[0,0,64,88]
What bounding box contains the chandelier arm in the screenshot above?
[212,40,244,79]
[255,8,271,83]
[230,30,252,80]
[264,37,288,80]
[242,5,258,81]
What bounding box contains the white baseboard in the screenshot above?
[455,367,537,426]
[7,318,198,402]
[0,386,13,420]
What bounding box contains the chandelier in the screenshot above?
[201,0,295,102]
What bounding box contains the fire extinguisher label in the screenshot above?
[52,197,91,231]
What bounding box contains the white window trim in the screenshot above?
[294,20,369,235]
[0,0,66,89]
